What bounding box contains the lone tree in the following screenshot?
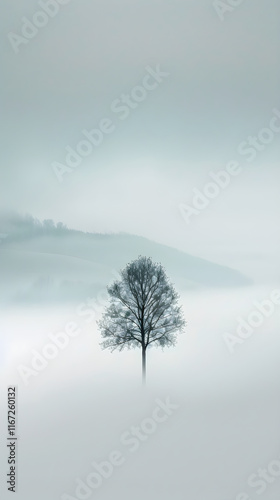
[98,256,186,384]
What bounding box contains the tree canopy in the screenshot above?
[98,256,186,383]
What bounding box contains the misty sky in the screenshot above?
[1,0,280,271]
[1,6,280,499]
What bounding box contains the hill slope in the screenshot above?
[0,214,251,304]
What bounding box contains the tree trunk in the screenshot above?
[142,346,146,386]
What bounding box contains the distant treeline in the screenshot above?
[0,213,69,241]
[0,212,116,242]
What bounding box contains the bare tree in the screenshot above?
[98,256,186,384]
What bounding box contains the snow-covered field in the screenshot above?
[1,285,280,500]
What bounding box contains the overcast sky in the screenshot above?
[1,8,280,498]
[1,0,279,272]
